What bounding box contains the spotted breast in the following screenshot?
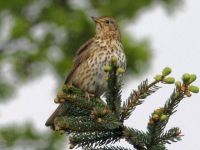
[72,37,126,97]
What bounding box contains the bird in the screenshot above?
[45,16,126,129]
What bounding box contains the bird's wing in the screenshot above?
[74,37,94,67]
[46,38,94,129]
[65,38,94,84]
[76,38,94,56]
[45,102,68,129]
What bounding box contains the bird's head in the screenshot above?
[91,16,120,40]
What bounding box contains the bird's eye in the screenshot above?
[105,20,110,24]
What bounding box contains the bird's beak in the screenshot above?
[91,16,101,24]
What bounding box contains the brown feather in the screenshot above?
[45,103,67,128]
[65,38,93,84]
[46,38,94,128]
[46,16,126,130]
[76,38,94,56]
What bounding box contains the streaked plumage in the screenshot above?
[46,16,126,128]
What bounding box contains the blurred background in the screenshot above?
[0,0,199,149]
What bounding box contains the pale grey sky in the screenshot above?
[0,0,200,149]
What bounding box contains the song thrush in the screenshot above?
[46,16,126,128]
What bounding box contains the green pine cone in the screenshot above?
[154,75,163,81]
[152,114,160,121]
[182,73,191,84]
[104,65,112,72]
[188,85,199,93]
[162,67,172,76]
[188,74,197,84]
[117,67,125,74]
[160,114,169,121]
[153,108,164,115]
[163,77,175,84]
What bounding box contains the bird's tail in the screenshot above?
[46,73,73,129]
[45,103,67,129]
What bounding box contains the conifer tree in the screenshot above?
[49,58,199,150]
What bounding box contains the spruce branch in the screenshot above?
[146,85,188,148]
[54,85,106,117]
[88,146,132,150]
[160,127,182,144]
[120,67,175,121]
[123,127,148,150]
[120,79,160,121]
[163,89,184,116]
[46,66,199,150]
[105,57,123,118]
[70,130,123,149]
[148,144,167,150]
[54,116,122,133]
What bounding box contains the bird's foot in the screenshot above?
[84,92,107,106]
[85,92,95,101]
[65,83,72,88]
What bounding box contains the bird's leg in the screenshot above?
[66,83,73,88]
[84,92,107,106]
[84,92,95,101]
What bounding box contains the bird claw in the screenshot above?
[85,92,95,101]
[85,92,107,106]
